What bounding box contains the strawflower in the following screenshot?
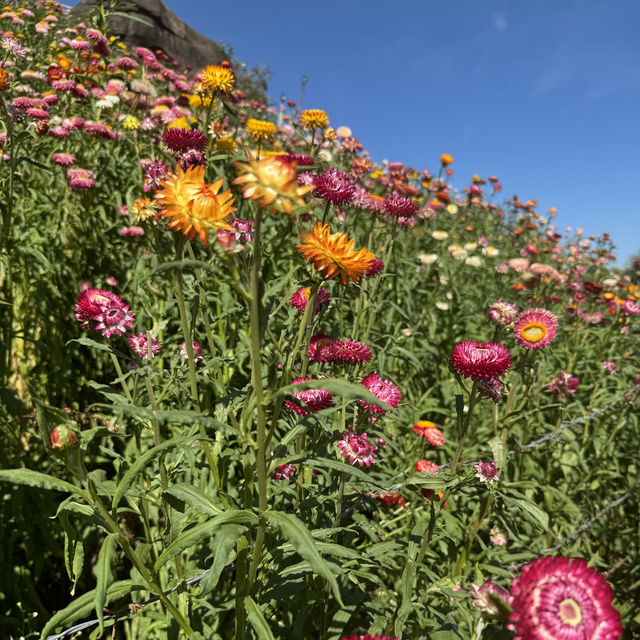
[67,168,95,191]
[246,118,277,141]
[450,341,512,381]
[487,299,518,325]
[313,167,357,205]
[161,127,208,153]
[52,152,76,166]
[74,289,134,338]
[514,308,558,350]
[546,371,579,397]
[474,459,500,484]
[284,377,334,416]
[412,420,445,446]
[601,360,617,375]
[155,164,236,243]
[322,339,373,365]
[469,580,513,618]
[179,340,203,362]
[477,378,505,402]
[290,286,331,314]
[233,154,313,214]
[200,64,235,93]
[508,556,622,640]
[336,429,378,467]
[300,109,329,129]
[128,333,162,359]
[359,373,402,415]
[297,222,375,285]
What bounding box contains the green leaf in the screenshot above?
[40,581,135,640]
[264,510,343,606]
[0,468,86,498]
[67,337,114,353]
[394,560,417,637]
[244,596,275,640]
[304,457,378,484]
[112,435,203,509]
[163,484,223,517]
[94,533,117,633]
[154,510,258,572]
[199,525,246,595]
[502,494,549,531]
[488,436,506,472]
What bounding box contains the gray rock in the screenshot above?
[70,0,226,72]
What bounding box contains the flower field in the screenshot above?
[1,2,639,639]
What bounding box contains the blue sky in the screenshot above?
[74,0,640,264]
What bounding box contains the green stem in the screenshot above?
[451,382,478,473]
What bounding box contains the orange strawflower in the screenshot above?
[200,65,235,93]
[0,68,7,91]
[300,109,329,130]
[232,153,313,214]
[297,222,375,285]
[155,165,235,244]
[440,153,453,166]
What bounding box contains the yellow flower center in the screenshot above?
[302,288,311,300]
[558,598,582,627]
[415,420,435,429]
[520,322,547,343]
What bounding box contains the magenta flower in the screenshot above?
[142,159,168,192]
[473,459,500,484]
[272,461,296,482]
[52,152,76,166]
[383,193,418,224]
[336,429,378,467]
[119,226,145,237]
[309,334,333,363]
[74,289,134,338]
[477,378,505,402]
[359,373,402,415]
[313,167,356,205]
[67,168,95,191]
[289,286,331,315]
[487,299,518,325]
[284,377,334,416]
[508,556,622,640]
[322,339,372,365]
[128,333,162,359]
[513,308,558,350]
[601,360,617,375]
[364,258,384,277]
[161,127,208,153]
[546,371,579,397]
[450,341,512,381]
[179,340,203,362]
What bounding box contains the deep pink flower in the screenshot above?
[364,258,384,277]
[309,334,333,362]
[546,371,579,397]
[477,378,505,402]
[621,299,640,315]
[450,341,512,381]
[340,635,398,640]
[67,168,95,191]
[508,556,622,640]
[359,373,402,414]
[412,421,445,446]
[128,332,162,359]
[116,56,139,70]
[273,461,296,481]
[322,339,372,365]
[142,159,168,192]
[336,429,378,467]
[601,360,617,375]
[383,193,418,223]
[284,377,334,416]
[313,167,356,205]
[74,288,134,337]
[179,340,203,362]
[120,226,145,237]
[85,28,108,44]
[52,152,76,166]
[513,308,558,350]
[289,286,331,314]
[161,127,208,152]
[474,459,500,484]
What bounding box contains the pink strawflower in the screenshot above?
[469,580,513,618]
[450,341,512,381]
[364,258,384,277]
[412,421,445,446]
[477,378,505,402]
[85,28,108,44]
[323,339,372,365]
[601,360,617,375]
[621,299,640,315]
[508,556,622,640]
[117,56,139,70]
[513,308,558,350]
[52,152,76,166]
[383,193,418,224]
[290,286,331,314]
[359,373,402,414]
[284,377,334,416]
[179,340,203,362]
[161,127,208,153]
[142,159,169,192]
[74,289,134,338]
[579,310,607,325]
[70,39,91,51]
[487,299,518,325]
[474,459,500,484]
[128,332,162,359]
[309,333,333,362]
[377,491,406,506]
[508,258,530,272]
[273,462,296,481]
[26,107,49,120]
[313,167,357,205]
[546,371,579,397]
[67,168,95,191]
[336,429,378,467]
[340,635,398,640]
[340,137,363,153]
[120,226,145,237]
[83,120,117,139]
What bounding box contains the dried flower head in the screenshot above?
[300,109,329,129]
[450,341,512,381]
[513,308,558,350]
[336,429,378,467]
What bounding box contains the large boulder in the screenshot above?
[70,0,225,72]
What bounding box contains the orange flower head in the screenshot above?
[200,65,235,93]
[300,109,329,130]
[296,222,375,285]
[232,153,313,214]
[0,68,7,90]
[155,165,236,244]
[440,153,453,166]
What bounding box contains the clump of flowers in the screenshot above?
[336,429,378,467]
[359,373,402,415]
[450,341,512,380]
[546,371,579,397]
[128,333,163,360]
[513,308,558,350]
[284,378,334,416]
[508,556,622,640]
[601,360,618,375]
[289,286,331,315]
[297,223,375,285]
[412,420,445,446]
[377,492,406,506]
[74,289,135,338]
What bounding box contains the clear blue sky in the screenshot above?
[73,0,640,265]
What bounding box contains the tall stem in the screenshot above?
[451,382,478,473]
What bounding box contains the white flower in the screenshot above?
[432,230,449,240]
[465,256,483,267]
[435,301,449,310]
[446,204,458,214]
[95,94,120,109]
[483,246,499,257]
[464,242,477,252]
[418,252,438,265]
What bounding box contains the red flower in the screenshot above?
[450,341,512,380]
